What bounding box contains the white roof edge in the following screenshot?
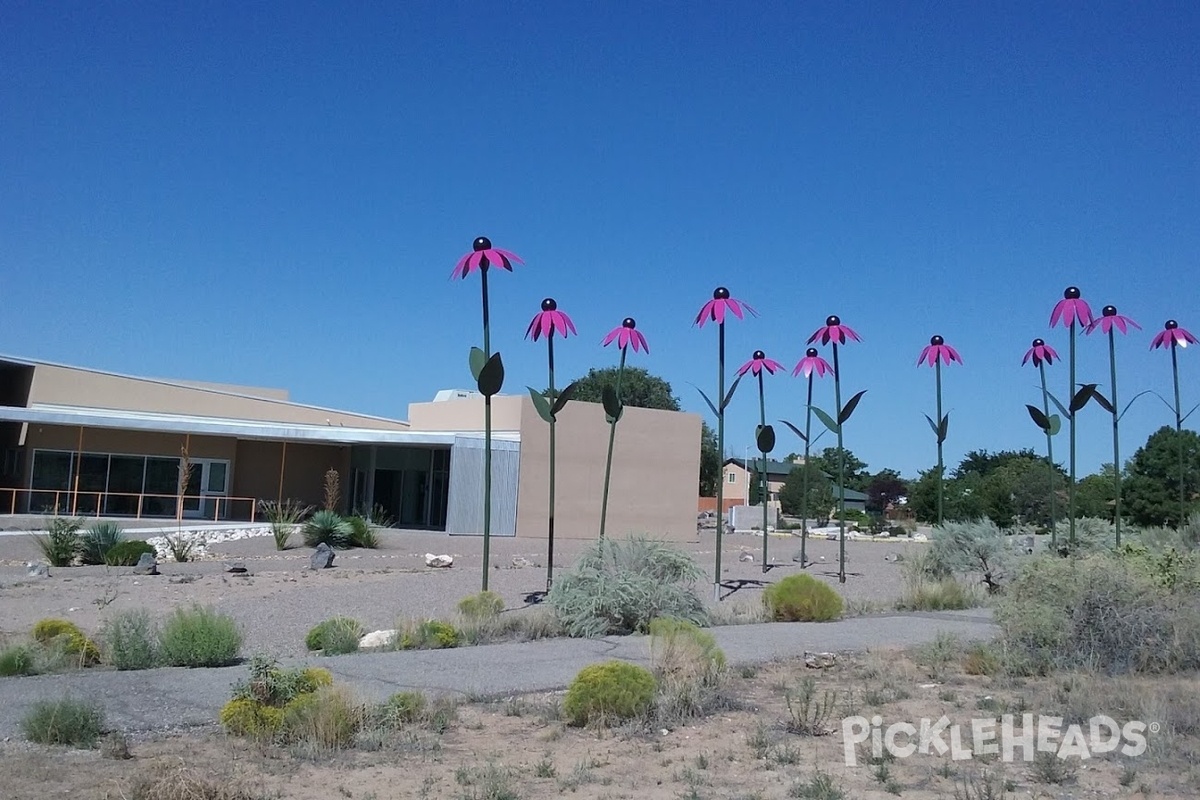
[0,405,519,445]
[0,353,410,427]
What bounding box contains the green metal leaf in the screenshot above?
[1093,390,1115,415]
[720,375,743,411]
[809,405,840,435]
[528,387,554,424]
[924,413,940,437]
[692,385,719,419]
[1047,414,1062,436]
[779,419,807,443]
[469,347,487,381]
[1046,391,1071,421]
[477,352,504,397]
[837,390,867,425]
[1069,384,1097,414]
[602,384,624,422]
[551,381,578,415]
[756,424,776,454]
[1183,401,1200,425]
[1026,404,1051,432]
[937,413,949,444]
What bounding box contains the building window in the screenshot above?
[727,473,736,483]
[2,448,21,479]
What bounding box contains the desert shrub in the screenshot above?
[1053,516,1116,554]
[21,697,105,747]
[459,607,564,645]
[963,642,1001,676]
[547,535,707,637]
[563,660,656,727]
[763,574,844,622]
[260,499,311,551]
[278,685,364,751]
[381,690,427,724]
[458,590,505,621]
[163,534,196,563]
[223,658,335,740]
[158,606,242,667]
[304,617,362,655]
[648,618,728,720]
[398,619,461,650]
[32,617,82,643]
[996,552,1200,675]
[103,539,156,566]
[102,609,159,670]
[219,697,284,738]
[32,517,82,567]
[0,643,37,676]
[928,519,1014,593]
[302,509,353,549]
[896,552,982,610]
[345,515,379,549]
[79,521,125,565]
[31,618,100,665]
[125,768,273,800]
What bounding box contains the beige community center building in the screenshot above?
[0,355,701,540]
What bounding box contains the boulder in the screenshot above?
[804,651,837,669]
[25,561,50,579]
[310,543,335,570]
[424,553,453,568]
[132,552,159,575]
[224,561,248,574]
[358,629,398,649]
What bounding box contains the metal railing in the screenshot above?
[0,487,260,523]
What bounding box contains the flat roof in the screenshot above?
[0,404,519,446]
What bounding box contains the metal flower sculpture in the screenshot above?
[738,350,782,571]
[453,236,523,591]
[597,317,649,541]
[805,315,867,584]
[1048,286,1097,549]
[1085,305,1140,545]
[780,348,834,568]
[694,287,757,599]
[917,335,963,525]
[525,298,578,592]
[1150,319,1199,525]
[1023,338,1062,546]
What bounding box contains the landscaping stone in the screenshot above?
[25,562,50,579]
[225,561,248,573]
[358,629,397,649]
[310,543,335,570]
[804,651,837,669]
[424,553,452,568]
[132,553,159,575]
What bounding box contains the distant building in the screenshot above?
[720,457,867,514]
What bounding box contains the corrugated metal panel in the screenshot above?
[446,436,520,536]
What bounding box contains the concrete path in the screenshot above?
[0,610,994,739]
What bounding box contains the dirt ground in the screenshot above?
[3,649,1197,800]
[0,527,920,657]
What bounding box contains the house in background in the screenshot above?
[0,354,701,541]
[720,457,867,516]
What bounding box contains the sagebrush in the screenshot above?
[763,574,843,622]
[563,660,656,726]
[158,606,242,667]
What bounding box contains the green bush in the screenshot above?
[260,499,312,551]
[32,517,82,567]
[102,609,159,670]
[382,690,427,724]
[0,643,37,676]
[158,606,242,667]
[103,539,156,567]
[648,618,728,720]
[78,521,125,565]
[563,661,656,726]
[302,510,353,549]
[278,685,364,751]
[547,535,707,637]
[927,519,1013,593]
[20,697,105,747]
[345,515,380,548]
[31,618,100,665]
[399,620,461,650]
[220,697,283,738]
[458,591,505,621]
[763,575,844,622]
[305,617,363,655]
[223,657,341,742]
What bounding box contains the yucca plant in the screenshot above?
[345,515,379,549]
[260,499,312,551]
[79,521,125,566]
[302,510,353,549]
[32,517,82,567]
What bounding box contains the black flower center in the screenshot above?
[714,287,730,300]
[930,335,944,346]
[1166,320,1179,330]
[806,348,818,357]
[541,298,557,312]
[622,317,636,329]
[1032,338,1045,347]
[753,350,765,360]
[1103,305,1117,316]
[1064,286,1081,299]
[473,236,491,251]
[826,315,840,326]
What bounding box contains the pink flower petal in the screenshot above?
[634,330,649,353]
[494,248,524,267]
[947,345,962,364]
[1050,300,1066,328]
[736,359,754,377]
[602,328,620,347]
[727,300,744,321]
[841,325,862,343]
[696,300,716,327]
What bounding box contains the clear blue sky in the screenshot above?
[2,1,1197,479]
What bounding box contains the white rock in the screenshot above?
[425,553,453,568]
[359,629,398,649]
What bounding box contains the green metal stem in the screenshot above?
[1068,320,1077,548]
[714,323,726,601]
[833,342,846,584]
[1108,329,1122,546]
[1173,342,1185,525]
[598,347,627,540]
[1039,361,1057,549]
[758,371,768,573]
[481,268,492,591]
[546,335,557,592]
[935,358,944,526]
[801,376,813,567]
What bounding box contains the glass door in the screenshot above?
[182,459,229,519]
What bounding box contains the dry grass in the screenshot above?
[116,766,272,800]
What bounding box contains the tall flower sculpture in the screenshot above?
[1048,286,1096,548]
[452,236,523,591]
[1022,338,1062,547]
[917,335,963,525]
[806,315,866,584]
[597,317,650,541]
[694,287,756,599]
[737,350,783,571]
[525,298,578,592]
[782,348,834,567]
[1150,319,1199,525]
[1085,305,1140,545]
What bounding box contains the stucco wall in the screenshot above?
[406,395,524,432]
[232,439,350,512]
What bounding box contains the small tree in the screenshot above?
[779,464,833,526]
[927,520,1013,594]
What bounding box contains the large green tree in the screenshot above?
[865,469,908,516]
[1123,426,1200,527]
[779,463,834,526]
[806,447,871,492]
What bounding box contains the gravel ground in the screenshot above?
[0,525,925,659]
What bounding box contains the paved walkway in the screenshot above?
[0,610,994,738]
